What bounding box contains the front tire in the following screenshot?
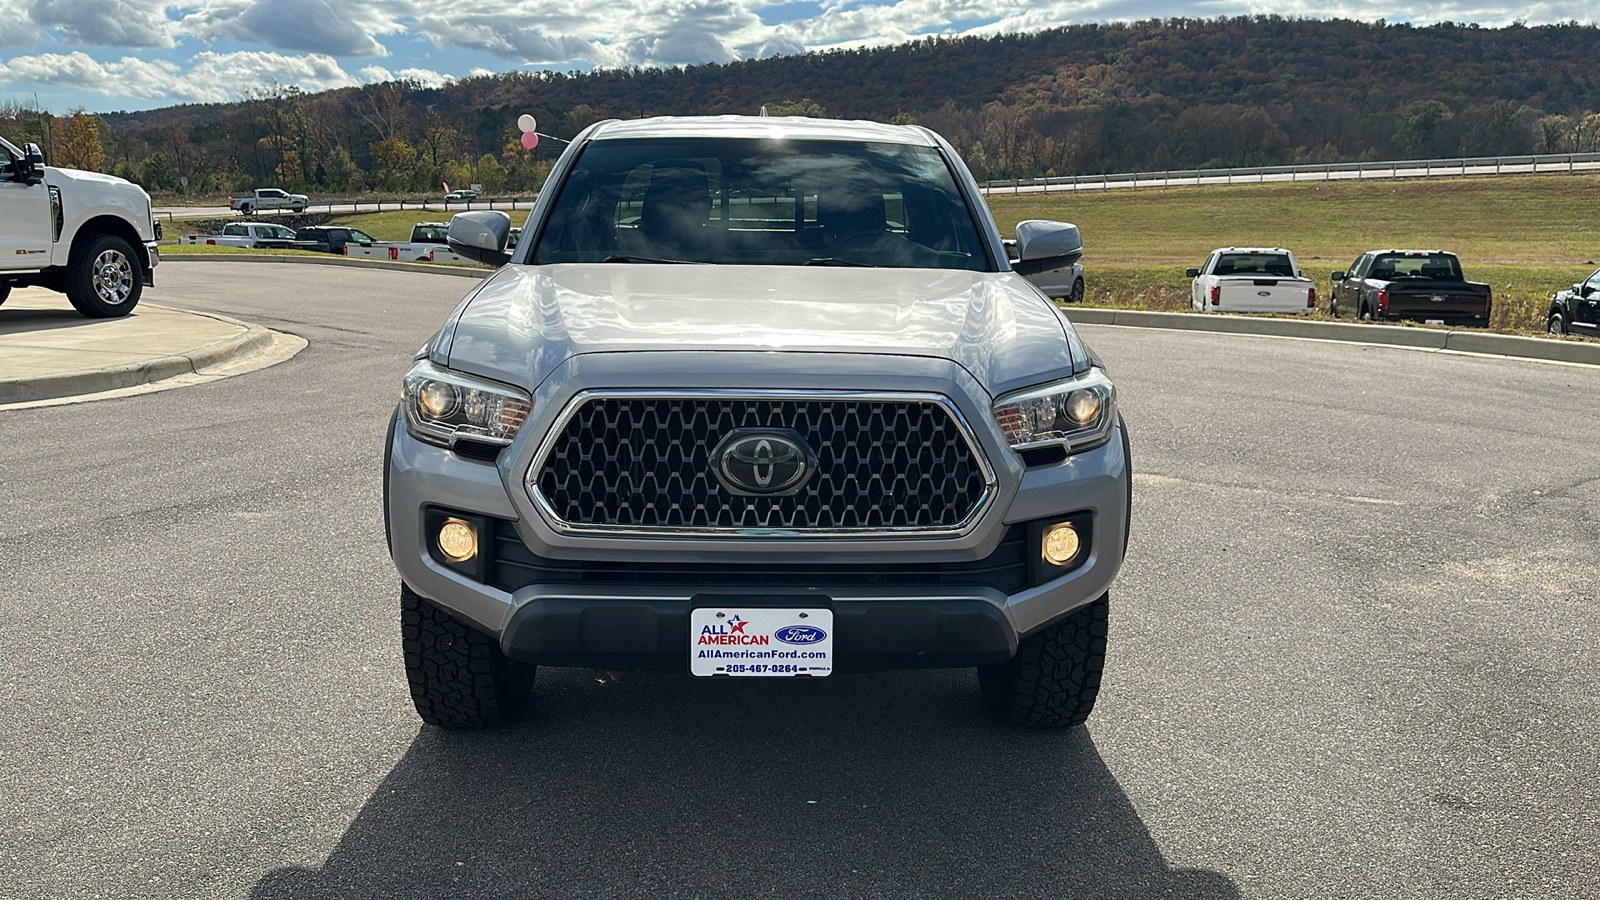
[401,583,535,729]
[1548,312,1568,335]
[65,234,143,318]
[979,593,1109,727]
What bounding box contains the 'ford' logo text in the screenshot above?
[1257,290,1272,297]
[711,428,818,496]
[774,625,828,644]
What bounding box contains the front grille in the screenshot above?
[530,394,991,534]
[489,520,1028,593]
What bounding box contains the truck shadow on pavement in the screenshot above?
[250,667,1238,899]
[0,306,111,335]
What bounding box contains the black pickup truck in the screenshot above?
[1329,250,1492,326]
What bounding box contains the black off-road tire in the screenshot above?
[0,281,10,307]
[401,583,535,728]
[65,233,143,318]
[1359,303,1374,322]
[979,593,1109,728]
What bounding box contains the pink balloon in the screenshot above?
[520,131,539,150]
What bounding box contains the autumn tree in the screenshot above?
[54,109,105,171]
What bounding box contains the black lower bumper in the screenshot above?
[501,595,1019,672]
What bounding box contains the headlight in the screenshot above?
[402,360,531,448]
[991,368,1117,454]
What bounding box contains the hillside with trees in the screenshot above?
[4,17,1599,196]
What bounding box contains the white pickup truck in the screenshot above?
[229,188,308,214]
[1187,247,1316,314]
[179,221,298,248]
[0,135,160,317]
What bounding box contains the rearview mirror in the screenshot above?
[447,211,512,267]
[17,142,45,185]
[1011,220,1082,276]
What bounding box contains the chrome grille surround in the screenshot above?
[525,390,998,538]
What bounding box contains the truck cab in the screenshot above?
[0,136,159,317]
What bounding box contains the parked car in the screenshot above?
[1187,247,1316,313]
[1004,238,1085,301]
[1329,250,1491,326]
[393,115,1128,730]
[1547,267,1600,336]
[178,222,298,249]
[0,134,159,317]
[229,188,308,214]
[444,189,478,201]
[291,226,378,254]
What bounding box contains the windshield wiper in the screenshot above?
[602,254,703,264]
[804,257,877,267]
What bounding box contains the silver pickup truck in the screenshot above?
[385,116,1130,730]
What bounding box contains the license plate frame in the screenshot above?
[690,607,833,677]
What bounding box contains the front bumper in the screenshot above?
[386,383,1130,672]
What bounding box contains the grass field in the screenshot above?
[984,174,1600,334]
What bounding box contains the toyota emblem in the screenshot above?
[711,429,817,496]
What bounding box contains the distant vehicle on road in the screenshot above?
[291,226,378,254]
[444,189,478,201]
[1329,250,1491,326]
[1547,267,1600,336]
[1187,247,1315,313]
[0,134,160,318]
[179,222,298,249]
[230,188,308,215]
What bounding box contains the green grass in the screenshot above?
[983,174,1600,335]
[163,244,315,257]
[323,210,449,241]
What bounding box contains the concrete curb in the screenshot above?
[1066,307,1600,366]
[161,252,491,279]
[0,307,275,404]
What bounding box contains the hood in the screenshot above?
[45,166,151,202]
[442,263,1078,397]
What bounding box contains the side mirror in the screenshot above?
[1185,268,1200,278]
[17,142,45,185]
[448,211,512,267]
[1581,285,1596,298]
[1010,220,1082,276]
[1331,272,1345,282]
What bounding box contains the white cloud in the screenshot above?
[28,0,174,48]
[0,48,361,101]
[179,0,395,57]
[0,1,38,48]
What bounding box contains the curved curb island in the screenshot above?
[1065,307,1600,367]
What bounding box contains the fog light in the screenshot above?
[1042,523,1081,565]
[437,518,478,562]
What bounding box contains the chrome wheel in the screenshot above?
[92,249,135,306]
[1548,314,1566,336]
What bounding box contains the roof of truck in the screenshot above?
[585,115,937,147]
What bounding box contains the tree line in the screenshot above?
[5,17,1598,196]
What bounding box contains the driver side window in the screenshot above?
[1585,270,1600,292]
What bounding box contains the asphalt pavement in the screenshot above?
[2,263,1597,899]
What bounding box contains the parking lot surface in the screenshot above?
[2,263,1596,898]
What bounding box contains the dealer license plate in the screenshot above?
[690,607,833,677]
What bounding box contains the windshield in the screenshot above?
[1214,252,1296,277]
[532,138,989,270]
[1369,253,1463,281]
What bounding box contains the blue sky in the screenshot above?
[0,1,1594,114]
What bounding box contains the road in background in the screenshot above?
[3,264,1597,898]
[153,199,540,220]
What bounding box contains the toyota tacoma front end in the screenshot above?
[385,116,1130,728]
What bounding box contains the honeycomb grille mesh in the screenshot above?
[533,397,987,531]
